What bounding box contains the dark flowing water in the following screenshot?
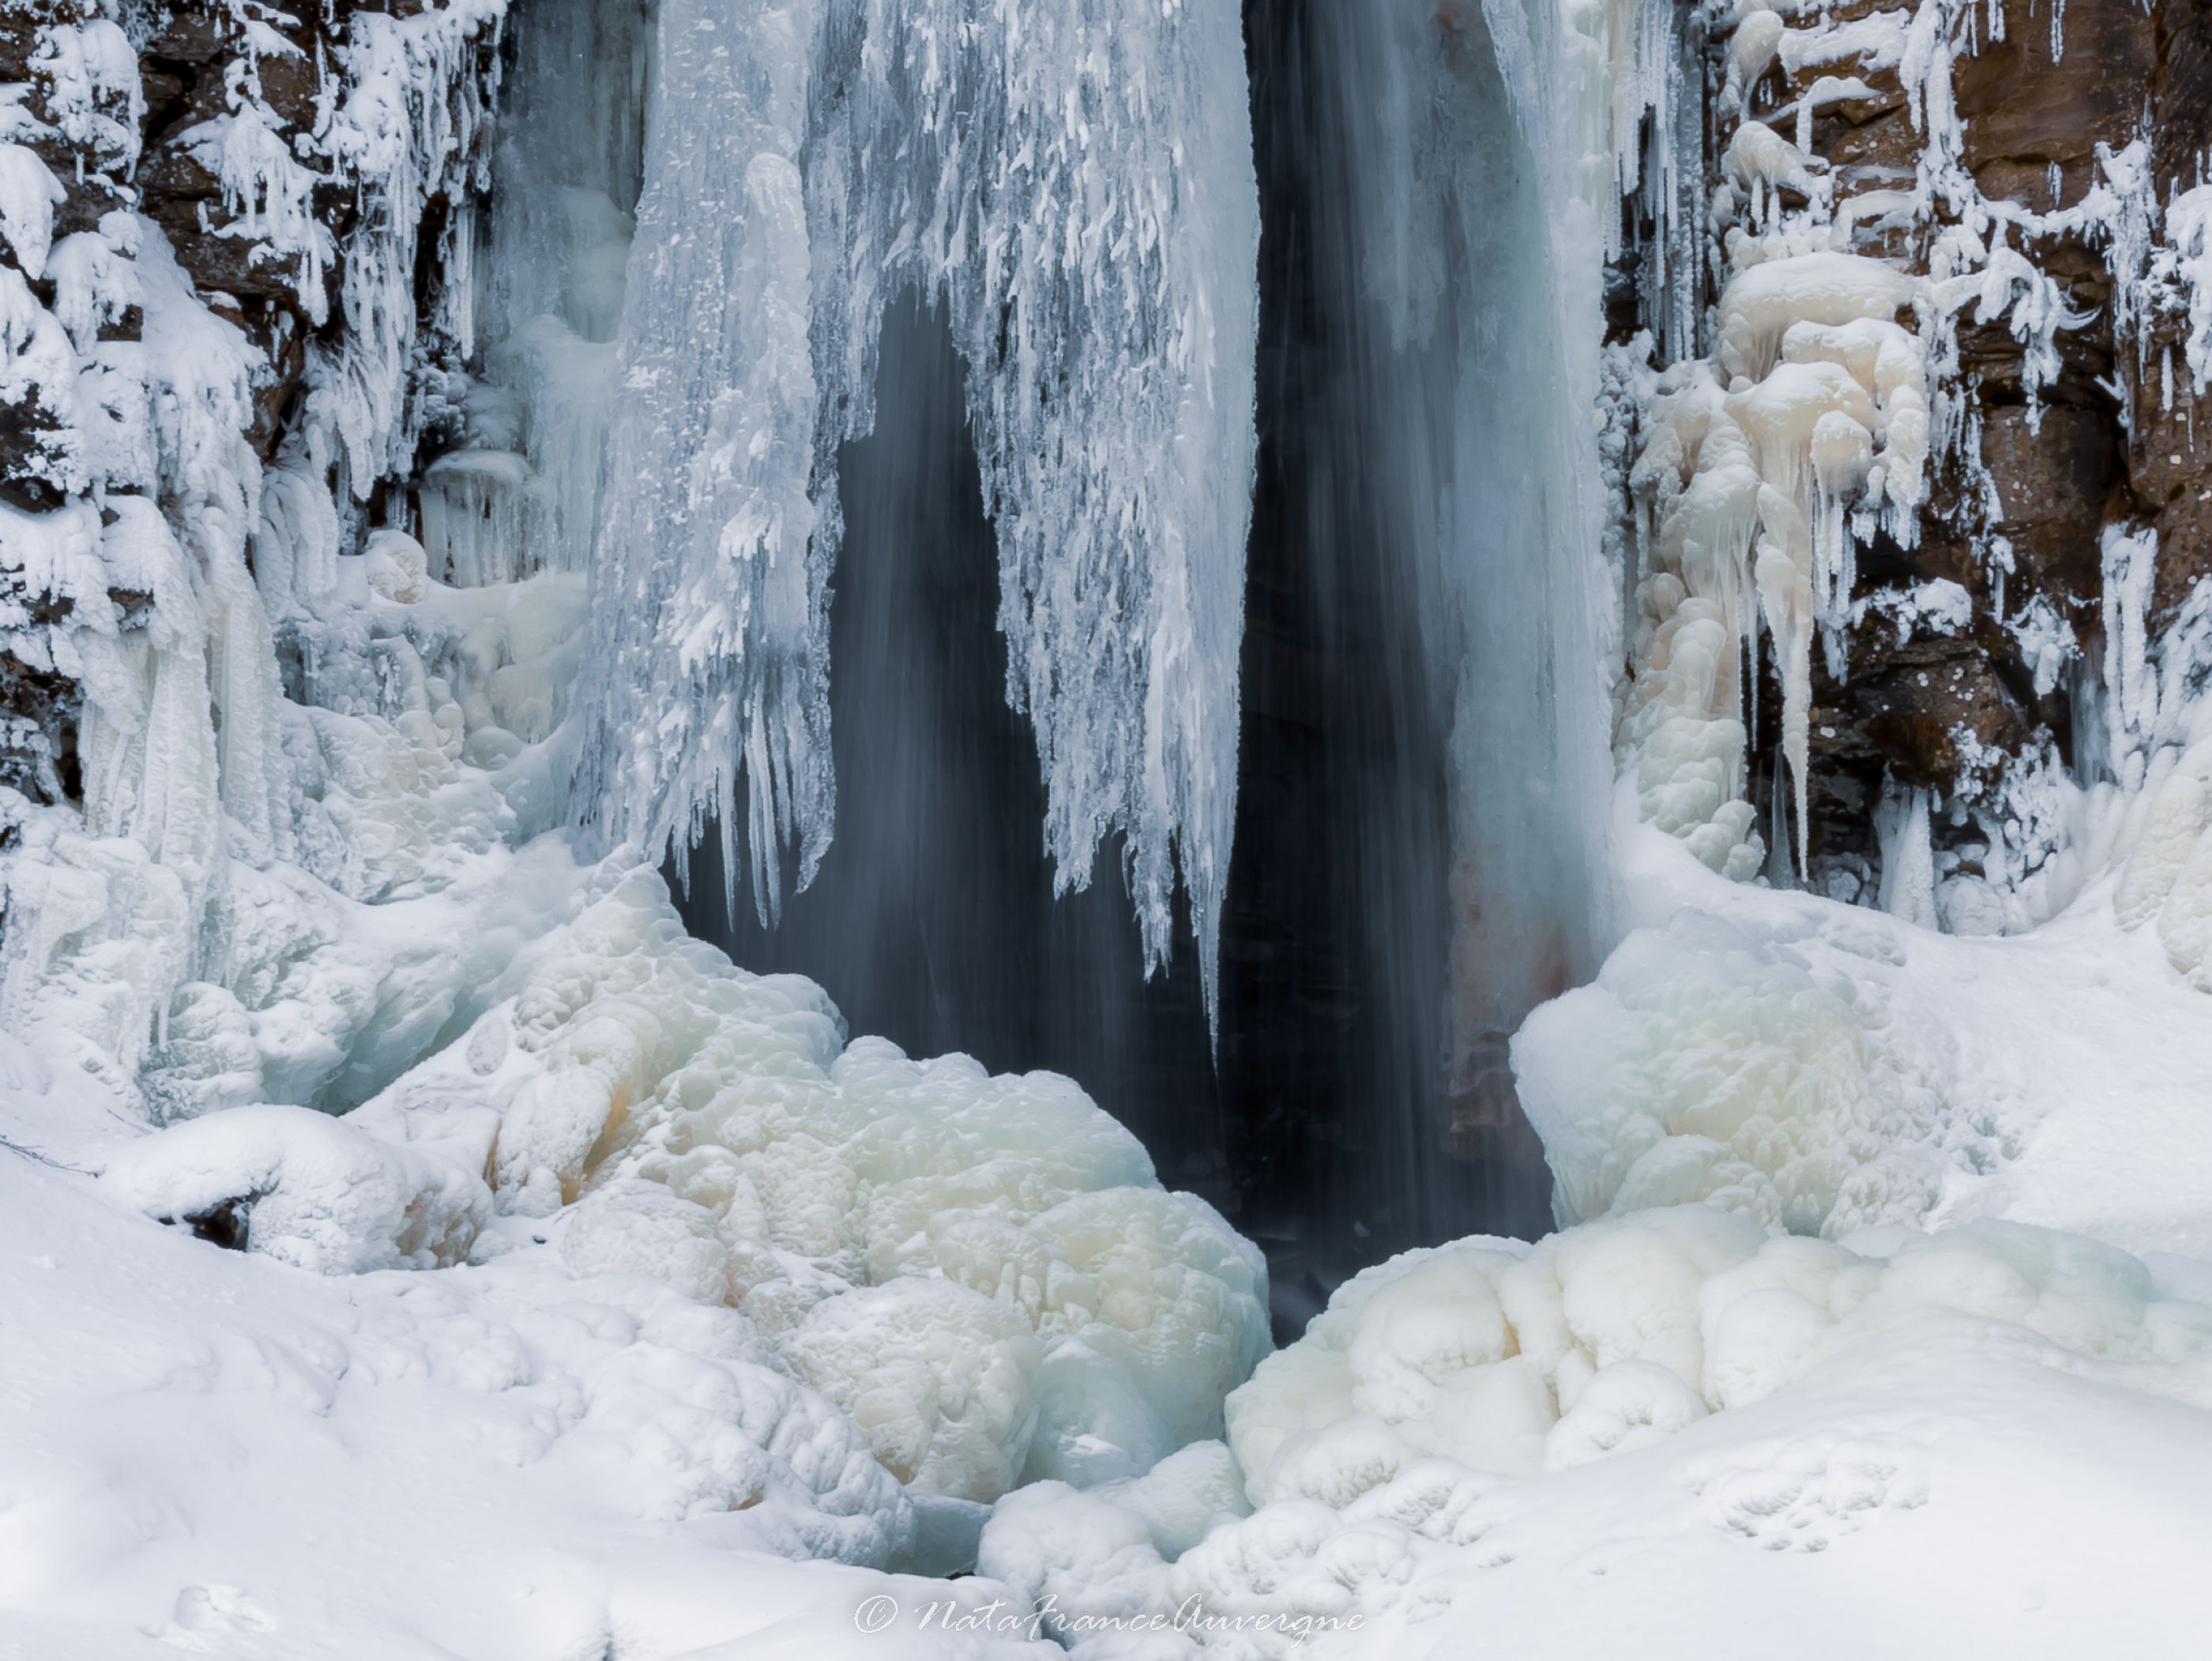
[672,0,1590,1332]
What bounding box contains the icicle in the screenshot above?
[418,451,532,588]
[1875,781,1939,927]
[2101,523,2160,785]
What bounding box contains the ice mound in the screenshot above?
[82,860,1266,1508]
[784,1275,1044,1501]
[1510,900,1996,1235]
[175,867,1270,1507]
[1225,1205,2212,1511]
[524,875,1268,1501]
[976,1439,1251,1640]
[972,1207,2212,1658]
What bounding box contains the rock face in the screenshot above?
[0,2,498,813]
[1613,0,2212,916]
[3,4,145,800]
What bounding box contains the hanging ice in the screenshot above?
[574,0,1261,1015]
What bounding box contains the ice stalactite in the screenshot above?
[574,0,1261,1017]
[462,0,651,585]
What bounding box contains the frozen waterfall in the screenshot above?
[1225,0,1622,1272]
[546,0,1626,1290]
[485,0,1629,1301]
[537,0,1637,1282]
[570,0,1262,1023]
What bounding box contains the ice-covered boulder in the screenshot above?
[303,869,1273,1502]
[100,1102,489,1272]
[1512,905,1973,1235]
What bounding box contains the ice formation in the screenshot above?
[1513,903,1982,1235]
[98,865,1267,1504]
[574,0,1261,1015]
[2,0,1269,1580]
[977,1195,2212,1658]
[1232,1201,2212,1489]
[2092,523,2212,986]
[1609,0,2212,916]
[1620,158,1942,877]
[17,2,2212,1654]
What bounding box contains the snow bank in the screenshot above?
[1223,1199,2212,1504]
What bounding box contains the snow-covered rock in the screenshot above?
[101,1102,488,1273]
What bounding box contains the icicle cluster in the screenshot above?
[573,0,1261,1018]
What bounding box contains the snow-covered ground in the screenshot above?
[11,801,2212,1659]
[1582,805,2212,1264]
[0,1041,1043,1661]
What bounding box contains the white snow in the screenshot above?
[0,1045,1059,1660]
[990,1196,2212,1659]
[102,1101,489,1274]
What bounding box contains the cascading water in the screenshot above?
[1221,0,1621,1301]
[534,0,1626,1312]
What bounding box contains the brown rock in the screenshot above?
[1981,404,2120,617]
[1954,0,2155,188]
